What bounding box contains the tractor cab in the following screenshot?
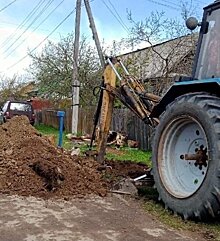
[192,1,220,79]
[153,0,220,118]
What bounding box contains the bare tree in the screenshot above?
[123,5,199,95]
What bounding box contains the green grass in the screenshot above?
[105,147,152,166]
[35,124,72,149]
[35,125,151,165]
[144,200,220,240]
[79,144,152,166]
[35,124,59,136]
[34,124,220,240]
[139,187,220,240]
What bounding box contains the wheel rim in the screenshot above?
[158,116,209,199]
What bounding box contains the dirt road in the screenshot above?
[0,194,206,241]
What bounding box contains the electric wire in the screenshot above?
[3,0,53,54]
[192,0,206,5]
[155,0,206,8]
[163,0,181,7]
[179,0,205,8]
[0,0,46,48]
[100,0,129,33]
[0,20,51,32]
[7,9,75,70]
[145,0,181,11]
[2,0,208,76]
[106,0,129,32]
[4,0,65,60]
[0,0,17,13]
[5,0,96,69]
[2,0,95,53]
[150,0,207,15]
[3,0,54,55]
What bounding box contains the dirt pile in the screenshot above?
[0,116,107,198]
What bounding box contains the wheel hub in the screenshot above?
[158,116,209,198]
[181,145,208,170]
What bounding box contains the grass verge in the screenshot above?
[80,144,152,166]
[105,147,152,165]
[34,124,72,149]
[140,187,220,240]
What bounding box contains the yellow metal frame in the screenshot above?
[96,64,117,163]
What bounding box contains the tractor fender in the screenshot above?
[150,78,220,118]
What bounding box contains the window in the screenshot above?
[195,9,220,79]
[10,102,32,112]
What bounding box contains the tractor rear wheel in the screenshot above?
[152,93,220,220]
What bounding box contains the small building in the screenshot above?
[119,34,198,95]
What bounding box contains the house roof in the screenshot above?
[119,34,198,79]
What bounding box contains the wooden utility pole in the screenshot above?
[71,0,82,134]
[84,0,105,68]
[84,0,114,163]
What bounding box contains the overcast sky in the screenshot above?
[0,0,212,77]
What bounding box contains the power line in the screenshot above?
[100,0,129,33]
[3,0,54,55]
[145,0,181,11]
[179,0,205,8]
[192,0,206,5]
[6,0,97,70]
[0,20,51,32]
[163,0,181,7]
[4,0,65,60]
[0,0,17,13]
[107,0,129,31]
[3,0,95,59]
[7,9,75,70]
[160,0,206,8]
[0,0,46,48]
[1,0,95,51]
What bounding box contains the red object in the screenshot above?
[30,98,52,110]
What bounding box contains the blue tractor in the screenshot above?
[93,0,220,220]
[150,0,220,220]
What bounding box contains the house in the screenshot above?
[119,34,198,95]
[18,81,38,98]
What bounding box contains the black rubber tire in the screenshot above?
[152,93,220,220]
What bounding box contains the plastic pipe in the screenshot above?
[57,111,65,147]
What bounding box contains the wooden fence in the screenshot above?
[36,107,152,151]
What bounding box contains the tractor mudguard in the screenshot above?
[150,78,220,118]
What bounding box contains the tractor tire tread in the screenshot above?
[152,92,220,220]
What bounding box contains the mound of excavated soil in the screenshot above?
[0,116,107,198]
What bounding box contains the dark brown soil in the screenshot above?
[104,159,149,179]
[100,159,150,189]
[0,116,149,199]
[0,116,107,198]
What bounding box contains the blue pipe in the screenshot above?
[57,111,65,147]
